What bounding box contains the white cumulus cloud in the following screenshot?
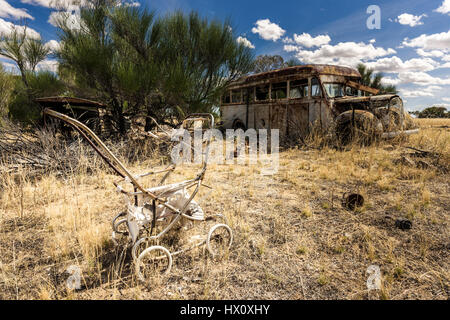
[400,86,442,98]
[251,19,285,42]
[0,0,34,20]
[0,18,40,38]
[37,59,59,73]
[292,33,331,48]
[282,33,330,48]
[403,30,450,51]
[283,44,299,52]
[1,60,19,73]
[48,7,81,30]
[236,36,255,49]
[45,40,60,53]
[21,0,85,8]
[435,0,450,15]
[365,56,440,73]
[389,72,450,86]
[416,49,445,58]
[397,13,427,27]
[291,41,396,68]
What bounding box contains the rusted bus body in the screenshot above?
[220,64,413,141]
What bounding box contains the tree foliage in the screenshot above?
[57,0,149,133]
[0,25,50,90]
[252,55,303,73]
[414,106,449,118]
[285,57,302,67]
[57,1,254,133]
[357,63,397,94]
[0,65,14,118]
[253,55,285,73]
[0,23,63,124]
[156,11,254,118]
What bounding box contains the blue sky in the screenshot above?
[1,0,450,111]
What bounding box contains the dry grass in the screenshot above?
[0,119,449,300]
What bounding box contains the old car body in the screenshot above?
[219,64,417,142]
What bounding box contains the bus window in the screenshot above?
[311,78,322,97]
[346,86,357,96]
[249,87,255,101]
[222,91,231,104]
[231,90,241,103]
[324,83,344,98]
[256,85,269,101]
[271,82,287,100]
[242,89,248,103]
[290,79,308,98]
[242,87,254,103]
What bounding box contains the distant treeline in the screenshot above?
[410,106,450,119]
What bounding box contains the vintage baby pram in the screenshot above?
[43,109,233,282]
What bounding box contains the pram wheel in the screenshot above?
[113,218,128,235]
[112,212,128,234]
[112,212,128,246]
[206,224,233,257]
[132,237,154,261]
[135,245,173,282]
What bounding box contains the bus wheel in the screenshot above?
[336,110,383,146]
[232,120,246,131]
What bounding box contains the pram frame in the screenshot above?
[43,109,233,280]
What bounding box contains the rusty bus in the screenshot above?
[219,64,417,143]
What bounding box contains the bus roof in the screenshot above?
[232,64,361,86]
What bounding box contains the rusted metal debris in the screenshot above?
[395,219,413,230]
[385,215,413,230]
[35,96,107,135]
[395,147,448,173]
[342,193,365,211]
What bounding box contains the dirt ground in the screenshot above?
[0,118,448,300]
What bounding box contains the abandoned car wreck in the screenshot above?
[220,64,417,143]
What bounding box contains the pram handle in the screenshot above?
[114,165,175,184]
[43,108,159,202]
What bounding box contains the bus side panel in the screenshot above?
[309,99,322,128]
[309,100,332,130]
[221,104,247,129]
[247,104,255,129]
[270,103,287,135]
[321,101,333,130]
[287,102,309,139]
[254,104,270,130]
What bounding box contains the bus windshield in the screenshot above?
[324,83,345,98]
